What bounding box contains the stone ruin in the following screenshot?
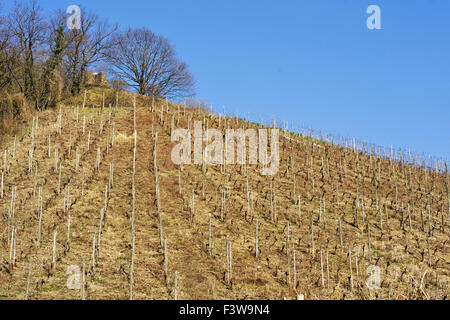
[85,70,109,87]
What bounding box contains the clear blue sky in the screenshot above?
[4,0,450,161]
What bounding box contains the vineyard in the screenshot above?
[0,88,448,300]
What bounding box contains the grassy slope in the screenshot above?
[0,88,448,300]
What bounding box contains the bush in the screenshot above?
[0,92,32,136]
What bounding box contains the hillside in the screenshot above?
[0,88,448,300]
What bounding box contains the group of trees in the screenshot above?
[0,0,194,113]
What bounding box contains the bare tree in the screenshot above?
[7,0,47,100]
[0,10,14,90]
[107,27,194,100]
[64,8,117,95]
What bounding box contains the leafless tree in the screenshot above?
[107,27,194,100]
[64,8,117,95]
[7,0,47,100]
[0,10,13,90]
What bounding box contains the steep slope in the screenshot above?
[0,88,448,300]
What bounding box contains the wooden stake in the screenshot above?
[326,248,330,289]
[81,168,85,197]
[9,226,16,269]
[320,249,324,287]
[133,96,136,132]
[286,222,290,256]
[104,184,108,212]
[97,208,104,256]
[37,187,43,247]
[91,234,96,276]
[349,247,353,292]
[96,147,101,170]
[227,241,232,286]
[255,219,259,258]
[26,257,33,300]
[297,196,302,225]
[52,229,58,273]
[57,163,61,195]
[82,257,86,300]
[33,163,38,196]
[190,189,195,223]
[66,207,71,251]
[293,248,297,288]
[209,213,212,257]
[163,236,168,279]
[1,171,4,199]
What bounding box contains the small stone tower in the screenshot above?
[85,70,109,87]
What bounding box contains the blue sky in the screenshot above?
[4,0,450,160]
